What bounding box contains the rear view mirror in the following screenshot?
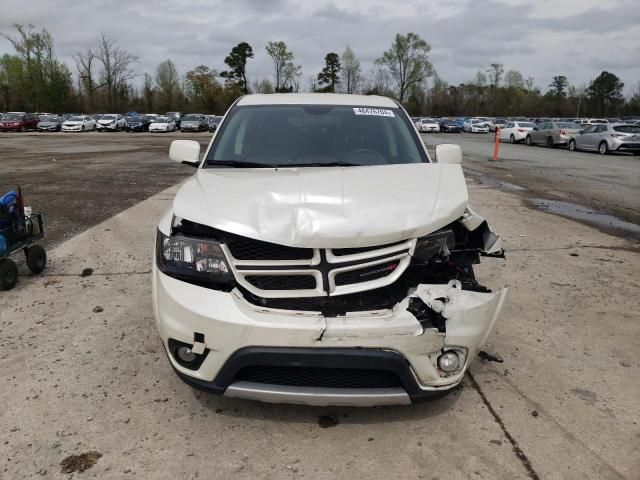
[435,144,462,165]
[169,140,201,167]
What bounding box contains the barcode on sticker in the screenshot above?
[353,107,395,117]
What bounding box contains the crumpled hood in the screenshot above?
[172,163,469,248]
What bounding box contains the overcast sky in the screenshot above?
[1,0,639,94]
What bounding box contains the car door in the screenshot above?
[532,123,546,144]
[592,124,609,150]
[577,125,597,150]
[500,122,513,141]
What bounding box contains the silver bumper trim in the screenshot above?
[224,381,411,406]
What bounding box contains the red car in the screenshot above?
[0,113,39,132]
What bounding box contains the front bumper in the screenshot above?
[96,124,118,130]
[153,265,508,406]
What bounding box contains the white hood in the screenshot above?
[172,163,469,248]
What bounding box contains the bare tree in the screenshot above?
[96,33,137,111]
[376,32,433,104]
[73,48,98,110]
[155,59,181,111]
[340,46,361,94]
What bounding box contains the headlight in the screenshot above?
[155,229,233,290]
[413,229,455,261]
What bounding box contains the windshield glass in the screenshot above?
[102,115,116,120]
[127,116,143,122]
[67,116,83,122]
[205,104,427,168]
[183,115,200,121]
[517,122,536,128]
[154,117,170,123]
[5,114,24,120]
[40,116,58,122]
[614,125,640,133]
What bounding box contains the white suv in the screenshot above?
[153,93,509,406]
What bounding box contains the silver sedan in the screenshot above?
[568,123,640,155]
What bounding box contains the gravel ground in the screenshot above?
[0,131,206,248]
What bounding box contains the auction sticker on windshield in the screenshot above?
[353,107,395,117]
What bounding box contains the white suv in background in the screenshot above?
[153,93,509,406]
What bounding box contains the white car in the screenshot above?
[61,115,96,132]
[96,114,125,131]
[149,116,177,133]
[499,121,536,143]
[418,118,440,133]
[153,93,509,407]
[463,119,490,133]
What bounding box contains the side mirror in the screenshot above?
[579,130,584,134]
[435,144,462,165]
[169,140,201,167]
[533,127,538,131]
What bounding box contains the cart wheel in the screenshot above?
[0,259,18,290]
[26,245,47,274]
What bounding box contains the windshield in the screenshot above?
[517,122,536,128]
[102,115,116,120]
[67,116,84,122]
[205,104,427,168]
[127,116,143,122]
[40,116,58,122]
[614,125,640,133]
[154,117,171,123]
[183,115,200,121]
[5,114,24,120]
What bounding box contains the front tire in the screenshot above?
[598,141,609,155]
[569,139,577,151]
[25,245,47,274]
[81,125,85,132]
[510,134,515,144]
[0,259,18,291]
[547,137,555,148]
[525,135,532,146]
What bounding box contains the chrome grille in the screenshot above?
[222,237,416,299]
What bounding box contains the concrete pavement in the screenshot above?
[1,177,639,479]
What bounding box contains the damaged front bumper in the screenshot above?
[153,264,508,406]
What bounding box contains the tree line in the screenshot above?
[1,24,638,117]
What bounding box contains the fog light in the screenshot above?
[176,346,197,364]
[438,351,460,373]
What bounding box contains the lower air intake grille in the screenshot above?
[245,275,316,291]
[234,365,403,389]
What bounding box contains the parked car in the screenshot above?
[0,112,39,132]
[166,111,183,129]
[525,121,582,147]
[575,118,608,126]
[61,115,96,132]
[180,114,207,132]
[207,116,222,132]
[37,114,63,132]
[418,118,440,133]
[569,123,640,155]
[96,114,126,132]
[154,93,508,406]
[498,121,536,143]
[488,118,507,132]
[439,119,462,133]
[463,119,490,133]
[149,116,176,133]
[125,115,151,132]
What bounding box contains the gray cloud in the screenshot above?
[0,0,637,94]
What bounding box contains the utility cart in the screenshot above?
[0,188,47,291]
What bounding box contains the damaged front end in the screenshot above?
[232,205,509,391]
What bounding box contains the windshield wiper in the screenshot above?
[277,162,363,167]
[205,160,276,168]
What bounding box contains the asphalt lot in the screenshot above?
[422,132,640,232]
[1,132,639,479]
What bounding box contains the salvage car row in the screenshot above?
[0,112,223,133]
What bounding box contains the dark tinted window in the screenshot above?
[613,125,640,133]
[206,104,427,167]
